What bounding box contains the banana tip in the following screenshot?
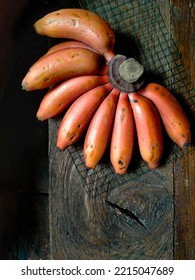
[85,161,96,169]
[33,20,42,34]
[21,81,28,91]
[57,143,63,150]
[56,141,68,151]
[36,114,44,122]
[182,141,191,148]
[148,161,160,169]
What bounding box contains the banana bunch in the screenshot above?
[22,8,191,174]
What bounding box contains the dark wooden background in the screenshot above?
[0,0,194,259]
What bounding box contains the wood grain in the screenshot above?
[49,119,173,259]
[170,0,195,259]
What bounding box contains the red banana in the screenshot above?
[34,8,115,61]
[110,92,135,174]
[36,75,109,121]
[138,83,191,148]
[129,92,164,169]
[22,47,107,91]
[57,83,113,150]
[84,87,120,169]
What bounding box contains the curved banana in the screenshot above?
[84,87,120,169]
[57,83,113,150]
[110,92,135,174]
[22,47,107,91]
[138,83,191,148]
[36,75,109,121]
[129,92,164,169]
[34,8,115,62]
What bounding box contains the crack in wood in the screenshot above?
[105,199,150,233]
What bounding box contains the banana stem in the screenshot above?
[104,49,116,62]
[108,54,145,92]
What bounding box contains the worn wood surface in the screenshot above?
[49,122,174,259]
[49,0,195,260]
[170,0,195,259]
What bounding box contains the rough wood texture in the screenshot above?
[170,0,195,259]
[49,120,173,259]
[49,0,195,260]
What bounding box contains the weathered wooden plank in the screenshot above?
[173,149,195,259]
[170,0,195,260]
[49,121,173,260]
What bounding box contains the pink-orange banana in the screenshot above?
[138,83,191,148]
[22,47,107,91]
[110,92,135,174]
[45,40,99,56]
[84,87,120,169]
[34,8,115,61]
[36,75,109,121]
[57,83,113,150]
[129,92,164,169]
